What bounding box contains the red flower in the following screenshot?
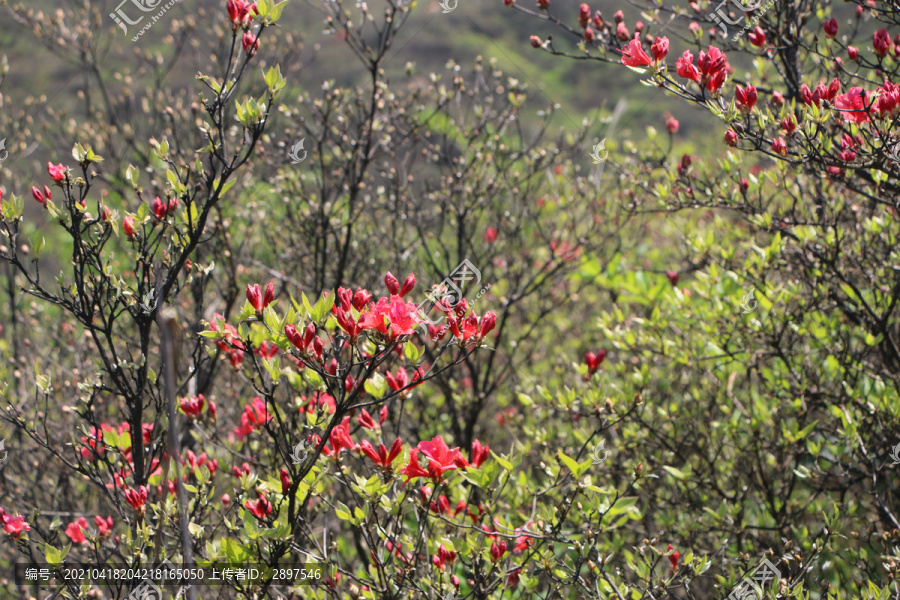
[124,485,148,514]
[848,46,858,60]
[584,350,606,374]
[1,512,30,539]
[245,495,272,519]
[675,50,700,82]
[384,272,400,295]
[620,39,652,68]
[665,115,679,134]
[179,394,206,419]
[359,295,422,339]
[48,162,67,183]
[123,216,137,240]
[748,26,766,47]
[735,84,757,112]
[490,540,508,561]
[280,468,291,493]
[417,436,465,482]
[470,439,490,467]
[835,87,871,123]
[781,116,797,135]
[357,409,377,430]
[246,283,267,312]
[772,137,787,156]
[697,46,727,92]
[725,128,738,146]
[95,516,114,538]
[227,0,252,27]
[328,416,357,454]
[399,273,416,297]
[823,17,838,38]
[242,31,259,57]
[234,397,272,440]
[651,36,669,62]
[151,196,168,220]
[578,3,590,27]
[667,543,680,569]
[399,449,430,484]
[485,226,499,243]
[361,438,404,469]
[537,0,548,8]
[874,28,891,57]
[666,270,679,286]
[530,35,542,48]
[65,518,89,544]
[31,186,46,205]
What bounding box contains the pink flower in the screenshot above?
[834,87,871,123]
[245,495,272,519]
[470,439,490,467]
[675,50,700,82]
[360,438,403,469]
[65,518,89,544]
[748,26,766,47]
[772,137,787,156]
[399,449,430,484]
[31,186,46,205]
[179,394,205,419]
[725,129,738,146]
[874,28,891,57]
[584,350,606,374]
[650,36,669,62]
[242,31,259,57]
[359,295,423,339]
[123,216,137,240]
[95,516,114,538]
[48,162,67,183]
[735,84,758,112]
[234,397,272,440]
[2,513,30,539]
[124,485,148,514]
[418,436,466,481]
[697,46,727,92]
[665,115,679,134]
[620,39,652,68]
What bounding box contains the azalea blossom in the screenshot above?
[65,518,90,544]
[834,87,871,123]
[620,39,652,68]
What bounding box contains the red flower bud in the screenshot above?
[123,216,137,240]
[578,3,591,27]
[242,31,259,57]
[823,17,838,38]
[530,35,542,48]
[263,282,275,309]
[651,36,669,62]
[666,270,679,286]
[748,26,765,47]
[31,186,45,205]
[399,273,416,297]
[537,0,549,9]
[246,284,263,312]
[725,129,738,146]
[772,137,787,156]
[384,271,400,295]
[285,324,305,349]
[480,312,497,338]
